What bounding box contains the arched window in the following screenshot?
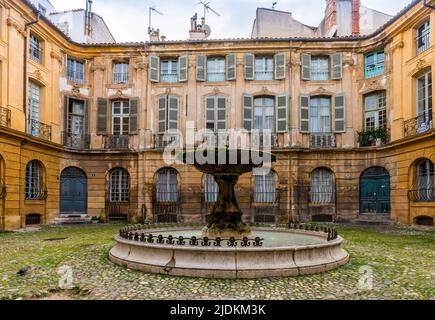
[310,168,335,204]
[156,168,178,202]
[109,168,129,202]
[253,171,276,203]
[25,160,44,200]
[415,160,435,202]
[204,174,218,203]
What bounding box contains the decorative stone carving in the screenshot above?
[391,41,404,52]
[310,87,334,96]
[50,50,62,64]
[165,88,172,94]
[213,87,220,95]
[31,69,43,82]
[135,62,146,70]
[71,86,80,96]
[6,18,25,36]
[409,59,430,76]
[91,63,106,72]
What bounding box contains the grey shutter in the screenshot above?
[333,93,346,133]
[301,54,311,81]
[217,96,226,130]
[178,55,188,82]
[274,53,286,80]
[226,54,236,81]
[168,96,179,130]
[158,96,167,134]
[276,94,288,133]
[242,94,253,131]
[84,99,89,136]
[331,53,342,80]
[64,96,69,133]
[96,98,108,135]
[149,55,160,83]
[129,98,139,134]
[244,53,255,80]
[300,95,310,133]
[196,55,206,81]
[205,96,216,131]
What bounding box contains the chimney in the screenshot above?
[324,0,360,37]
[352,0,360,36]
[189,13,207,40]
[325,0,337,32]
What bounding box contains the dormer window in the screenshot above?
[113,62,129,84]
[207,57,226,82]
[160,59,178,83]
[29,33,42,63]
[417,20,430,55]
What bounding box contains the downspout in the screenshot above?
[424,0,435,10]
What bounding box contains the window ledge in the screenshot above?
[106,83,133,89]
[24,200,45,205]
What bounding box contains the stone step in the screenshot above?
[52,215,92,225]
[352,215,395,226]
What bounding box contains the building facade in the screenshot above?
[0,0,434,231]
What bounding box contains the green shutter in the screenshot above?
[226,54,237,81]
[129,98,139,134]
[196,55,206,81]
[244,53,255,80]
[275,94,288,133]
[333,93,346,133]
[217,96,227,130]
[274,53,286,80]
[242,94,253,131]
[300,95,310,133]
[96,98,108,135]
[168,95,179,130]
[158,96,167,134]
[331,53,342,80]
[178,55,188,82]
[205,96,216,131]
[301,54,311,81]
[149,55,160,82]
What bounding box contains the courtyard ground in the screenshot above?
[0,223,433,300]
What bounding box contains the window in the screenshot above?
[156,168,178,202]
[67,99,85,136]
[255,56,274,80]
[364,91,387,131]
[160,59,178,83]
[204,174,218,203]
[416,20,430,55]
[28,81,41,137]
[310,56,329,81]
[416,160,435,202]
[112,101,130,135]
[253,172,276,203]
[365,51,384,78]
[113,62,129,84]
[254,97,275,132]
[25,161,43,200]
[310,97,331,133]
[207,57,225,82]
[29,34,42,63]
[109,168,129,202]
[416,70,433,133]
[67,58,84,83]
[310,168,334,204]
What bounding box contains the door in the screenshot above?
[360,167,391,215]
[60,167,87,215]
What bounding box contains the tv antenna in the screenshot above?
[148,6,163,35]
[272,2,278,9]
[199,0,220,22]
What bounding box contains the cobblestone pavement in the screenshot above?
[0,224,433,300]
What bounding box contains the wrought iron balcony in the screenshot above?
[408,185,435,202]
[252,191,279,205]
[103,135,130,149]
[0,106,11,128]
[309,190,335,205]
[403,113,433,138]
[416,30,430,55]
[207,72,226,82]
[160,73,178,83]
[310,133,336,149]
[153,190,180,223]
[25,184,48,200]
[154,133,181,149]
[202,132,229,147]
[255,71,274,81]
[358,128,390,147]
[28,118,52,141]
[62,132,90,149]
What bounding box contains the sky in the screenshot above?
[48,0,413,42]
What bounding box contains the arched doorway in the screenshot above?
[60,167,87,215]
[360,167,391,215]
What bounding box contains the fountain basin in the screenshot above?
[109,227,349,279]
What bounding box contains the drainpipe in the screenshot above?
[23,12,41,133]
[424,0,435,10]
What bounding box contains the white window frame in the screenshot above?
[417,160,434,202]
[310,56,329,81]
[29,34,42,63]
[67,58,85,83]
[416,70,433,133]
[416,20,430,55]
[25,161,42,200]
[255,56,274,81]
[113,62,130,84]
[112,101,130,136]
[156,168,178,202]
[364,91,387,131]
[310,97,331,133]
[109,168,130,202]
[207,57,226,82]
[160,59,179,83]
[253,96,275,132]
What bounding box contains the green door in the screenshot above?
[360,167,391,215]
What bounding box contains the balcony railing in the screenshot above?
[416,30,430,55]
[154,133,181,149]
[153,190,180,223]
[25,184,48,200]
[408,185,435,202]
[28,118,52,141]
[29,43,42,63]
[252,191,278,205]
[103,135,130,149]
[202,132,229,147]
[255,71,274,81]
[62,132,90,149]
[404,113,433,138]
[358,128,390,147]
[207,72,226,82]
[310,190,335,205]
[160,73,178,83]
[0,106,11,128]
[310,133,336,149]
[113,73,129,84]
[365,62,384,79]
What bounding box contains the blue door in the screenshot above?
[60,167,87,215]
[360,167,391,215]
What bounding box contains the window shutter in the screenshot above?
[196,55,206,81]
[276,94,288,133]
[333,93,346,133]
[331,53,342,80]
[217,96,227,130]
[242,94,253,131]
[158,96,167,134]
[129,98,139,134]
[274,53,286,80]
[205,96,216,131]
[301,54,311,81]
[149,55,160,83]
[64,96,69,133]
[96,98,108,135]
[300,95,310,133]
[178,55,188,82]
[168,96,179,130]
[244,53,255,80]
[84,99,89,135]
[226,54,236,81]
